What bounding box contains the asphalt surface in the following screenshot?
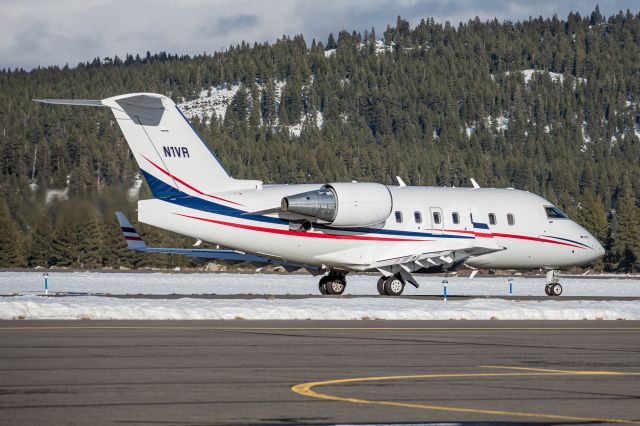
[1,321,639,425]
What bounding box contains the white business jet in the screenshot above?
[36,93,604,296]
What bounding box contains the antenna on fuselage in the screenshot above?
[396,176,406,187]
[470,178,480,189]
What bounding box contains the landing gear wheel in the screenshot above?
[319,279,329,295]
[551,283,562,296]
[377,277,387,295]
[383,276,405,296]
[544,284,552,296]
[320,275,346,295]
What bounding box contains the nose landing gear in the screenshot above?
[544,270,562,296]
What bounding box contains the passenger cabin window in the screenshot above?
[488,213,496,225]
[433,211,441,225]
[545,206,568,219]
[414,211,422,224]
[507,213,515,226]
[452,212,460,224]
[395,211,403,223]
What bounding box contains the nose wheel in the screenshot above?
[544,270,562,296]
[319,273,347,295]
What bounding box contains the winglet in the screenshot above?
[115,212,147,250]
[470,178,480,189]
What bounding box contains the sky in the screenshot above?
[1,0,638,70]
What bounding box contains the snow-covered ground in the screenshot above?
[1,272,639,320]
[3,272,640,297]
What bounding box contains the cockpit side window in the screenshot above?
[545,206,568,219]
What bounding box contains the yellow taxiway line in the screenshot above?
[291,366,640,424]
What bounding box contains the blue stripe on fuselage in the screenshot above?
[472,222,490,230]
[140,171,474,239]
[545,234,592,249]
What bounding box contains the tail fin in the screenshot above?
[35,93,261,198]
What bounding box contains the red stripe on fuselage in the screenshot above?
[176,213,430,242]
[124,236,142,241]
[441,228,587,249]
[141,155,244,206]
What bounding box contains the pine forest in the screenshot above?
[1,8,639,271]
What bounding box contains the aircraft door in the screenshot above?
[430,207,444,235]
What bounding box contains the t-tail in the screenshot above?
[34,93,261,199]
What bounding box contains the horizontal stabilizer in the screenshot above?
[114,212,320,272]
[33,99,105,107]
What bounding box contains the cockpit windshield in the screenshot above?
[545,206,568,219]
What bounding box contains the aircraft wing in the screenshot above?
[115,212,322,273]
[372,245,505,288]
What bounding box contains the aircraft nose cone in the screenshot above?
[593,239,605,259]
[585,236,605,263]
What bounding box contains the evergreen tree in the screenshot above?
[0,201,25,267]
[27,212,53,268]
[610,181,640,271]
[50,210,78,267]
[76,207,103,269]
[101,214,133,269]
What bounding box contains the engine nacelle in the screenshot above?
[281,182,392,227]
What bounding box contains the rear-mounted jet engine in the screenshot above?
[281,182,393,227]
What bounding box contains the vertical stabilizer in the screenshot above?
[35,93,261,199]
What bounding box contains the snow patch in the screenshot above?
[2,272,639,320]
[374,39,394,54]
[485,115,509,132]
[2,295,639,320]
[504,69,587,86]
[324,49,336,57]
[45,189,68,204]
[3,272,640,297]
[45,175,70,204]
[178,84,240,123]
[581,121,591,152]
[127,173,143,201]
[465,124,476,138]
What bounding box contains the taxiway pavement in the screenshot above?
[1,320,639,425]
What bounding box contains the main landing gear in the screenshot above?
[377,275,405,296]
[318,272,347,295]
[544,269,562,296]
[317,272,407,296]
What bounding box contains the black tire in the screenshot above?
[325,276,346,295]
[377,277,387,295]
[318,276,330,295]
[544,284,552,296]
[551,283,562,296]
[383,276,404,296]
